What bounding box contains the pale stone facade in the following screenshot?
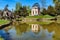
[3,8,13,19]
[31,3,40,16]
[3,10,12,18]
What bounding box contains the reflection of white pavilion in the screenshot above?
[31,24,40,32]
[31,24,55,36]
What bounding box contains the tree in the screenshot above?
[26,6,31,16]
[16,2,22,11]
[15,2,22,18]
[53,0,59,3]
[47,6,56,16]
[53,0,57,3]
[15,2,22,15]
[21,6,29,17]
[15,2,30,17]
[41,8,47,15]
[53,0,60,15]
[55,3,60,15]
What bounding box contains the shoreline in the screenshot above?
[0,21,12,29]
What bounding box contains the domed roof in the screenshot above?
[32,3,40,8]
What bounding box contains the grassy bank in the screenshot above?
[26,15,54,18]
[0,19,10,25]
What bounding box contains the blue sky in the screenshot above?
[0,0,54,10]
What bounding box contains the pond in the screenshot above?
[0,21,60,40]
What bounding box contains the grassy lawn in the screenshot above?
[26,15,55,18]
[26,16,43,18]
[0,19,10,25]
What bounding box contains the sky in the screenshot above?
[0,0,54,10]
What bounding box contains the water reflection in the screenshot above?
[0,22,55,40]
[0,29,12,40]
[14,23,30,35]
[31,24,40,32]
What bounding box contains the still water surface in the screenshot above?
[0,21,60,40]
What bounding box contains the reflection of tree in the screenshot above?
[14,22,30,35]
[42,23,60,40]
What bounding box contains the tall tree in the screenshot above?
[55,3,60,15]
[47,6,56,16]
[15,2,30,17]
[16,2,22,11]
[26,6,31,16]
[15,2,22,16]
[53,0,59,3]
[53,0,60,15]
[22,6,29,17]
[42,8,47,15]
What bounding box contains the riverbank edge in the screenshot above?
[0,20,12,29]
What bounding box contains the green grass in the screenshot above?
[26,15,54,18]
[26,16,43,18]
[0,19,10,25]
[43,15,54,18]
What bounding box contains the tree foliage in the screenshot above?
[55,3,60,15]
[41,8,47,15]
[41,5,56,16]
[53,0,60,15]
[15,2,30,18]
[47,6,56,16]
